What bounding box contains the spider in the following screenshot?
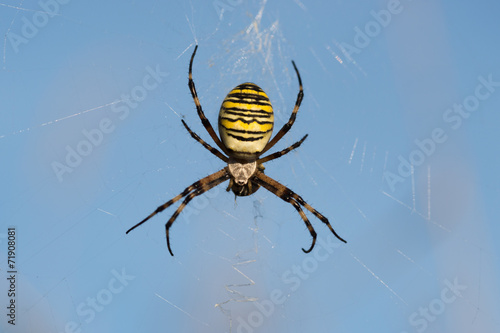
[126,45,346,256]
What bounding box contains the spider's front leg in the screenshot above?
[252,170,346,253]
[127,168,230,256]
[162,169,230,256]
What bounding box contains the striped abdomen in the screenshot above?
[218,83,274,160]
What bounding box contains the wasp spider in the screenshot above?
[126,45,346,256]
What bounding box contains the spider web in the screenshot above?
[1,0,499,332]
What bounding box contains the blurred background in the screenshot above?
[1,0,499,332]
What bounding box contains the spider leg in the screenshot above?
[260,61,304,155]
[188,45,230,156]
[126,168,229,236]
[181,119,228,162]
[253,171,346,252]
[164,170,230,256]
[289,201,317,253]
[257,134,308,164]
[252,171,316,252]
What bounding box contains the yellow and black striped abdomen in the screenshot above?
[218,83,274,160]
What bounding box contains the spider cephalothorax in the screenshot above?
[226,160,264,196]
[126,45,346,256]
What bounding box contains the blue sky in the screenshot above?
[1,0,499,332]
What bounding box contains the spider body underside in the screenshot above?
[126,45,346,256]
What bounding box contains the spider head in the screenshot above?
[230,180,260,197]
[228,159,256,184]
[227,159,260,196]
